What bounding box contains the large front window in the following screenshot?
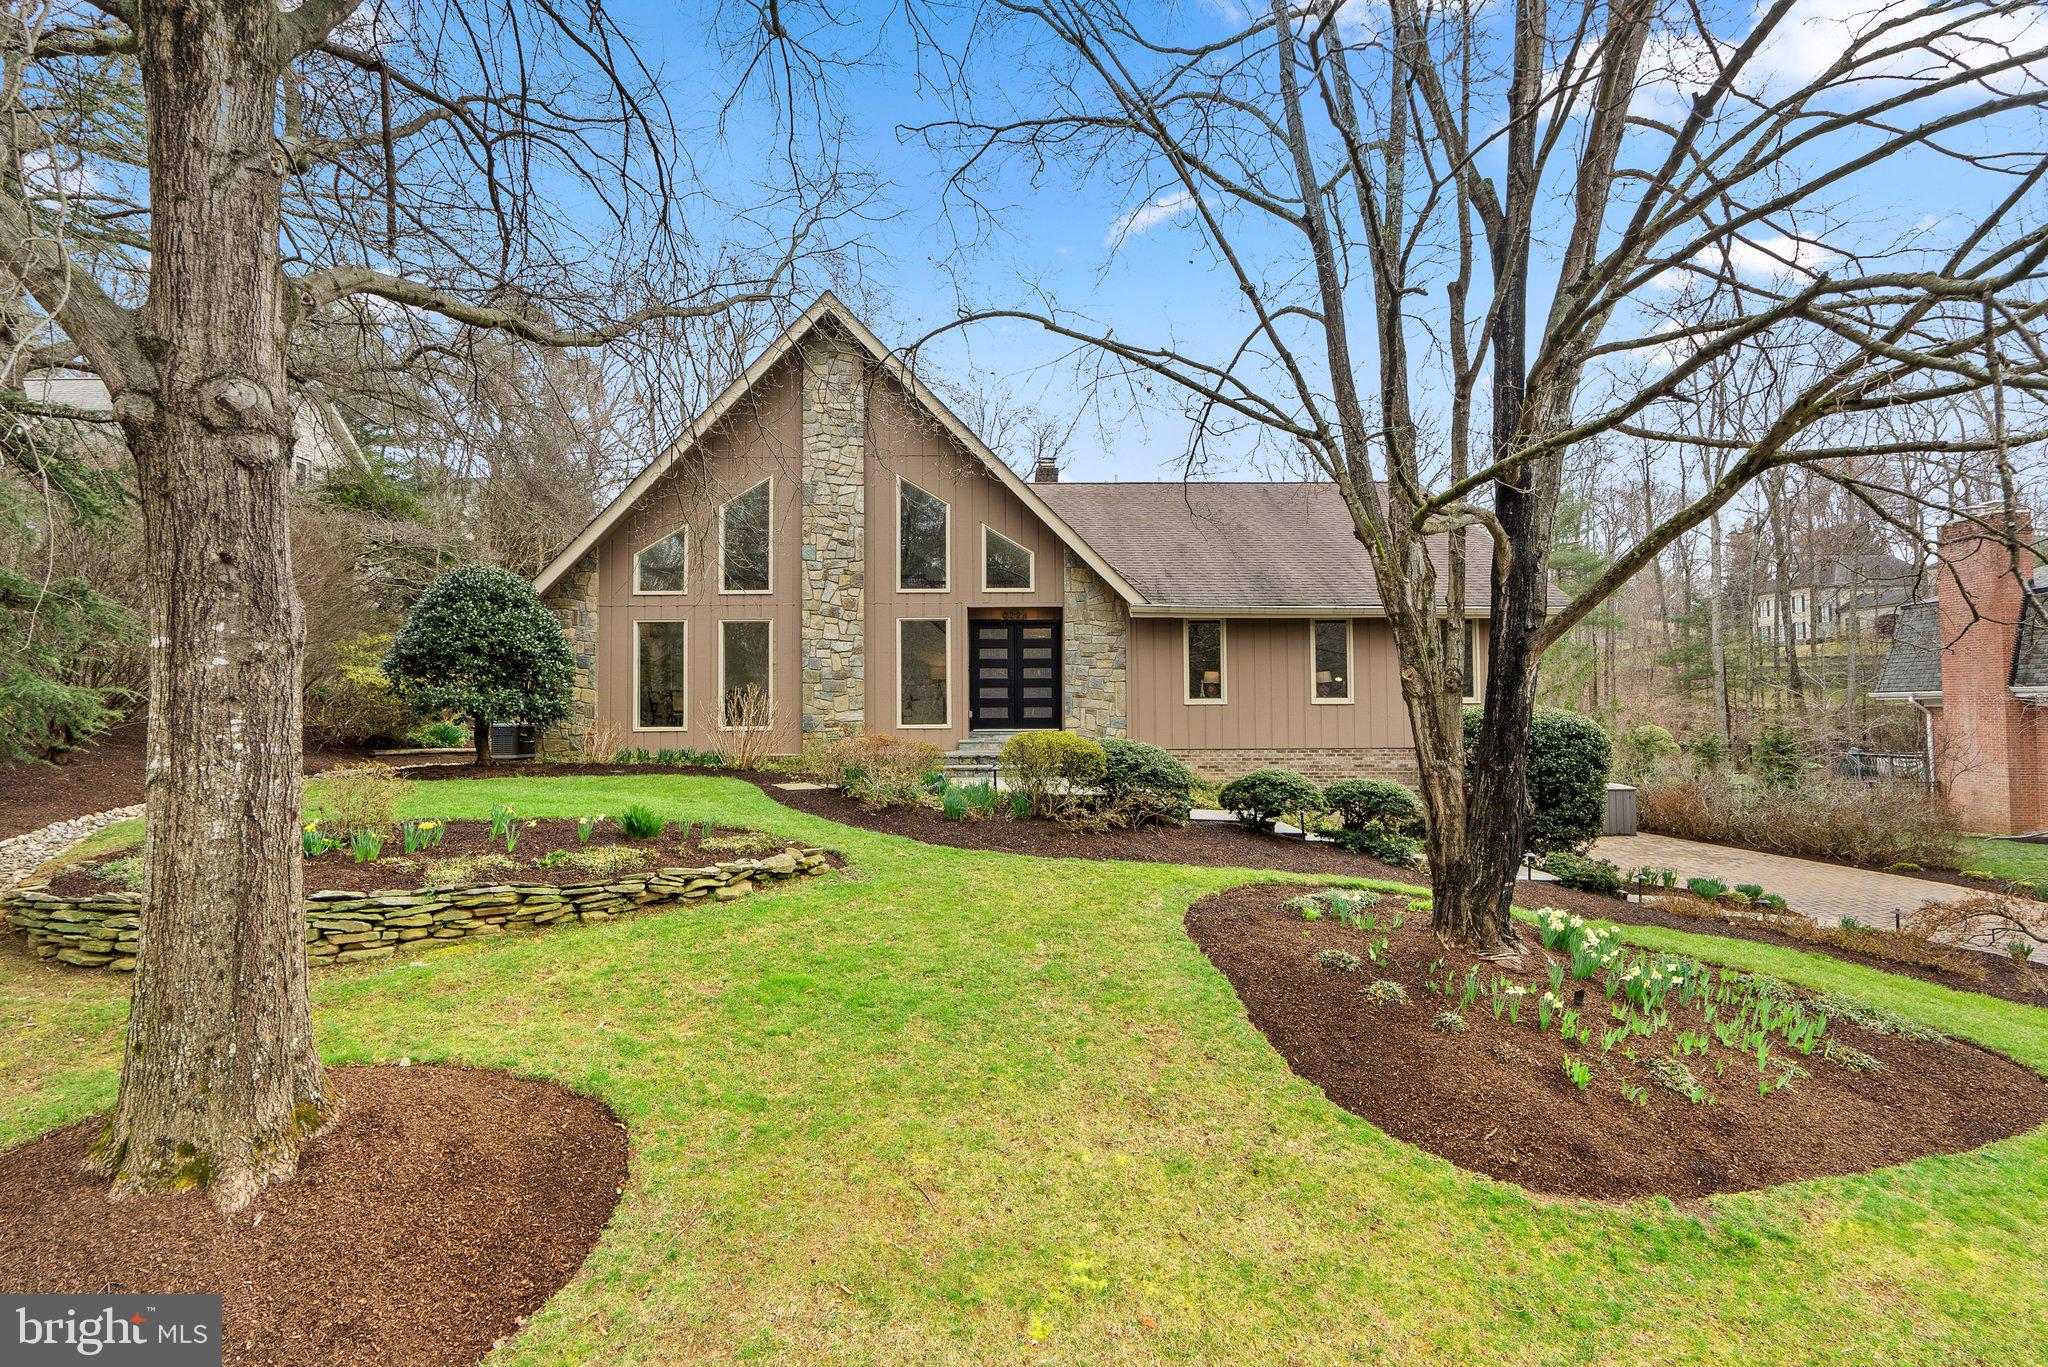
[1186,619,1224,701]
[899,618,949,727]
[636,621,687,728]
[720,619,772,728]
[721,479,772,593]
[899,478,949,591]
[1312,620,1351,702]
[634,529,688,593]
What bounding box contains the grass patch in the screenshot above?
[1,774,2045,1361]
[1956,835,2048,886]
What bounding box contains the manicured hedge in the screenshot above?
[1324,778,1425,836]
[1218,768,1326,832]
[1099,738,1194,825]
[1463,705,1610,854]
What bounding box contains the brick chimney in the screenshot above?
[1933,506,2040,832]
[1032,455,1060,483]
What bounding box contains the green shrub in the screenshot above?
[1098,737,1194,825]
[999,730,1108,819]
[1615,723,1680,785]
[1217,768,1326,832]
[1688,731,1730,770]
[305,632,414,748]
[1463,705,1610,854]
[617,803,665,840]
[1750,723,1806,787]
[407,719,467,748]
[1331,824,1422,867]
[1323,778,1424,835]
[1537,852,1624,897]
[382,564,575,762]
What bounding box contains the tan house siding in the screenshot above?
[589,357,807,754]
[861,372,1066,748]
[1125,616,1488,776]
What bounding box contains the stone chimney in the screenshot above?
[1933,506,2038,832]
[1032,455,1060,484]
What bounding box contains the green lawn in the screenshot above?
[7,774,2048,1363]
[1956,834,2048,886]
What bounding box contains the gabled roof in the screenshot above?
[532,293,1145,603]
[1035,481,1550,615]
[1871,600,1943,698]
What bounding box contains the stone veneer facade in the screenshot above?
[539,550,600,758]
[1063,551,1127,738]
[799,329,867,738]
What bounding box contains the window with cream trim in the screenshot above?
[898,478,949,590]
[721,479,772,593]
[1185,619,1224,702]
[898,618,949,726]
[982,525,1033,591]
[1312,620,1351,702]
[634,529,688,593]
[635,621,687,728]
[719,619,772,728]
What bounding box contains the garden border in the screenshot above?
[2,848,832,970]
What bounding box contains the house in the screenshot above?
[1871,508,2046,834]
[22,373,362,487]
[531,294,1510,783]
[1750,549,1920,645]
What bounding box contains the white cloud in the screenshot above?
[1105,189,1196,246]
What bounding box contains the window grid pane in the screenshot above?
[900,482,948,590]
[1314,621,1349,700]
[1187,620,1223,700]
[722,481,771,592]
[636,531,687,593]
[637,622,686,727]
[900,619,949,726]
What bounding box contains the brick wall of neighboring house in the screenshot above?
[1931,509,2043,834]
[1063,551,1128,738]
[539,550,599,758]
[799,328,868,739]
[1173,746,1421,787]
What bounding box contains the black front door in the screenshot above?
[970,620,1061,730]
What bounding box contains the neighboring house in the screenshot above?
[532,294,1525,783]
[22,373,362,488]
[1750,548,1919,645]
[1871,509,2046,834]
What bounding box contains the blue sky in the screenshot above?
[590,0,2048,486]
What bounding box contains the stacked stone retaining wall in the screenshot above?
[3,848,832,971]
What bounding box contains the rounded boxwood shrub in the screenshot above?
[999,730,1108,818]
[1332,823,1422,867]
[1218,767,1326,832]
[1324,777,1425,836]
[1463,705,1611,854]
[1099,737,1194,825]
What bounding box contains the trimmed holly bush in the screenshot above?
[1218,767,1326,832]
[1099,737,1194,825]
[383,564,574,762]
[1537,852,1624,897]
[999,730,1108,818]
[1324,777,1425,836]
[1463,705,1611,854]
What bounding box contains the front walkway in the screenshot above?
[1591,832,1982,928]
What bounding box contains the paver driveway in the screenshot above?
[1591,832,1989,928]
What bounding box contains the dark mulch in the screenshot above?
[0,719,465,841]
[0,1065,627,1365]
[44,818,805,897]
[1186,882,2048,1201]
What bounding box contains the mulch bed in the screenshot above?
[43,818,807,897]
[1185,882,2048,1201]
[0,1064,627,1365]
[0,718,465,842]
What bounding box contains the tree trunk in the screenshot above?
[93,0,330,1211]
[473,715,493,767]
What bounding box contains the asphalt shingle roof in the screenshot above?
[1873,600,1943,696]
[1034,481,1560,613]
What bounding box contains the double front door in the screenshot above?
[970,620,1061,730]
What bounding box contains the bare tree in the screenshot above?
[890,0,2048,953]
[0,0,845,1206]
